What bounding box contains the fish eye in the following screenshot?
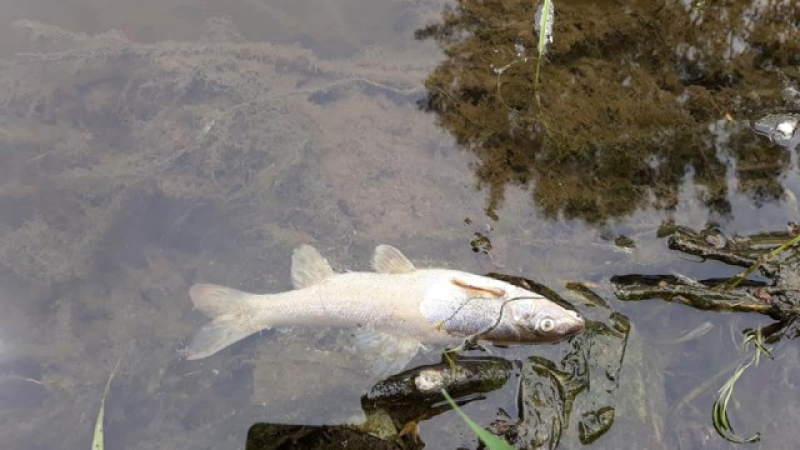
[539,317,556,332]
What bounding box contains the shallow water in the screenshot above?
[0,0,799,449]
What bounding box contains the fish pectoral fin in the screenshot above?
[350,329,421,379]
[372,245,416,274]
[291,245,335,289]
[185,315,259,360]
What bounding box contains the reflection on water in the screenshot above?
[0,0,800,449]
[416,0,800,224]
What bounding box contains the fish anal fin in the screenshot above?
[372,245,416,274]
[350,329,420,378]
[451,278,505,298]
[291,245,335,289]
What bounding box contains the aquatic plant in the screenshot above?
[712,331,768,444]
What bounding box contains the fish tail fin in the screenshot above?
[185,283,266,360]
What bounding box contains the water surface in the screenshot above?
[0,0,798,448]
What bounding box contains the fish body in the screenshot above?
[186,245,585,374]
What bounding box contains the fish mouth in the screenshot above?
[543,318,586,342]
[563,315,587,337]
[562,322,586,338]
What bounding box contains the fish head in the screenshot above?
[421,272,586,344]
[487,296,586,344]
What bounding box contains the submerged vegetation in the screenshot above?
[0,8,469,449]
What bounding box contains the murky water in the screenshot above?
[0,0,799,449]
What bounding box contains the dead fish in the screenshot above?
[185,245,585,375]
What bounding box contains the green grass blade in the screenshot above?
[534,0,554,101]
[536,0,554,57]
[441,389,514,450]
[711,334,764,444]
[93,359,121,450]
[720,232,800,290]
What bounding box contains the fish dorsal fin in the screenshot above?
[372,245,416,274]
[291,245,334,289]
